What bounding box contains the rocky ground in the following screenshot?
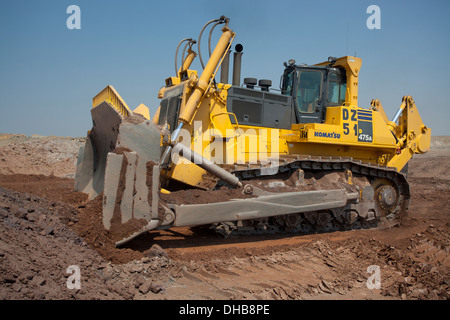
[0,133,449,300]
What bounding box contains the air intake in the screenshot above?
[259,79,272,92]
[244,77,257,89]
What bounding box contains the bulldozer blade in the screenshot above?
[100,117,163,243]
[75,101,123,200]
[74,99,167,245]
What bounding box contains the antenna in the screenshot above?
[346,23,349,56]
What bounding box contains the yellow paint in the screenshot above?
[133,103,150,120]
[92,85,132,117]
[315,56,362,107]
[156,50,429,188]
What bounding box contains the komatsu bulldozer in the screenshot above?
[74,16,431,246]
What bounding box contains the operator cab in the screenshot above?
[282,59,347,124]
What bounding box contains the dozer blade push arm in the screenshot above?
[387,96,431,171]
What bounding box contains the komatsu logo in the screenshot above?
[314,131,341,139]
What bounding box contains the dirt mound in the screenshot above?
[0,135,84,178]
[430,136,450,150]
[74,194,146,263]
[0,173,146,264]
[0,183,177,300]
[0,186,122,299]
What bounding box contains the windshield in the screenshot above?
[296,70,322,113]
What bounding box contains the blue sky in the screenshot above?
[0,0,449,137]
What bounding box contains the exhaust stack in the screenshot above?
[232,44,243,86]
[220,49,231,84]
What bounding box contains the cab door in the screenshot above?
[294,69,325,123]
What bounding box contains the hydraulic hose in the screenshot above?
[198,16,226,70]
[181,41,191,72]
[208,20,224,58]
[175,38,193,76]
[179,25,234,124]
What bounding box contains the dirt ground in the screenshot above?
[0,133,449,300]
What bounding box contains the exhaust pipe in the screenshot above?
[232,44,243,86]
[220,49,231,84]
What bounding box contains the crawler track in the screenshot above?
[212,155,409,236]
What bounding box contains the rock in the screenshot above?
[146,244,168,258]
[414,288,427,295]
[318,279,333,294]
[33,293,46,299]
[141,257,151,263]
[31,276,46,287]
[13,207,27,219]
[139,281,152,294]
[0,207,8,217]
[150,282,163,294]
[130,264,143,273]
[12,282,22,292]
[44,226,55,235]
[134,275,145,289]
[139,280,163,295]
[2,274,17,284]
[404,276,413,285]
[18,273,33,284]
[0,201,10,210]
[26,212,36,222]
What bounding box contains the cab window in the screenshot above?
[327,72,346,105]
[283,70,295,95]
[296,70,322,113]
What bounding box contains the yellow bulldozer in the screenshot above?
[74,16,431,246]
